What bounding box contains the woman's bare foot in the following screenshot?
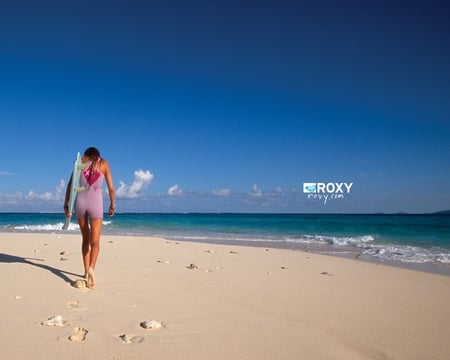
[87,267,95,289]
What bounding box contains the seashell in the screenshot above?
[140,320,163,330]
[40,315,67,327]
[119,334,144,343]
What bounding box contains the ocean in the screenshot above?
[1,212,449,275]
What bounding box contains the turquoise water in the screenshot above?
[1,212,449,271]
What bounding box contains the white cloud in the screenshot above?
[26,190,54,201]
[251,184,262,197]
[168,184,183,196]
[0,180,66,209]
[212,188,231,197]
[116,169,154,198]
[56,179,66,197]
[24,179,66,201]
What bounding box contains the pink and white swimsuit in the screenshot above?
[75,163,105,220]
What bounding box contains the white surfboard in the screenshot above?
[62,152,89,230]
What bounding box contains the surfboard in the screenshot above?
[62,152,89,230]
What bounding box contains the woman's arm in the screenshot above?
[102,160,116,216]
[63,173,73,216]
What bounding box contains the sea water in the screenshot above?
[1,212,449,274]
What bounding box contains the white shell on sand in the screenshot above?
[40,315,67,327]
[119,334,145,344]
[140,320,163,330]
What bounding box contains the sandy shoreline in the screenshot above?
[153,235,450,277]
[1,232,449,359]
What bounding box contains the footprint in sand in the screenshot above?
[185,263,213,272]
[320,271,335,276]
[68,327,88,342]
[72,279,89,291]
[118,334,145,344]
[67,300,80,309]
[157,260,171,264]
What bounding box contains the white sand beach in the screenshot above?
[1,232,449,360]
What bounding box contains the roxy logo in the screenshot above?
[303,182,353,204]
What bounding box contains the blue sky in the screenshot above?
[0,0,449,213]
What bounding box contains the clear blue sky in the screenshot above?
[0,0,449,213]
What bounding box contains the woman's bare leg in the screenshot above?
[78,215,91,278]
[77,216,103,287]
[86,218,103,288]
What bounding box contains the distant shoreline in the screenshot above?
[2,229,449,277]
[1,212,449,276]
[0,210,450,215]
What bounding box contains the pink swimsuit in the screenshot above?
[75,163,105,220]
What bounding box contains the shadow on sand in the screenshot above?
[0,252,82,284]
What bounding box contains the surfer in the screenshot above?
[64,147,115,288]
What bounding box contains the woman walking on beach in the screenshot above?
[64,147,116,288]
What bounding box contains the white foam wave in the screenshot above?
[285,234,375,246]
[14,223,74,231]
[285,234,449,265]
[13,220,111,232]
[363,245,450,265]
